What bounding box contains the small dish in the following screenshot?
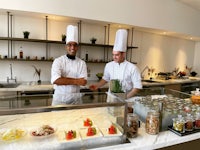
[29,125,56,138]
[0,128,27,142]
[58,129,81,143]
[79,127,102,139]
[100,127,122,137]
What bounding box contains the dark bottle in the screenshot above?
[19,46,23,59]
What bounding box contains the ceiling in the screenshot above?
[177,0,200,11]
[1,1,200,42]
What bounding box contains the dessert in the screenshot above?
[31,125,55,136]
[65,130,76,140]
[86,127,96,136]
[108,125,117,134]
[83,118,93,126]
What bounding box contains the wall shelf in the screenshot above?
[0,37,138,49]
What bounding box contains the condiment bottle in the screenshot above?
[145,111,160,135]
[19,46,23,59]
[172,115,185,133]
[184,113,194,131]
[126,113,139,138]
[194,112,200,129]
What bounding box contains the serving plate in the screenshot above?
[57,129,81,143]
[0,128,27,142]
[29,125,56,139]
[100,127,122,137]
[79,127,102,139]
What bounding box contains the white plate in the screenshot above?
[100,127,122,137]
[29,125,56,139]
[0,128,27,142]
[58,130,81,143]
[79,127,102,139]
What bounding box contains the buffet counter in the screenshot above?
[92,122,200,150]
[0,92,127,150]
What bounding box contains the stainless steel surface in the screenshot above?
[0,83,20,88]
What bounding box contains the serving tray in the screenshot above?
[168,125,200,136]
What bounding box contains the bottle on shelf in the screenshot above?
[19,46,23,59]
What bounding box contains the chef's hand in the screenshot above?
[77,78,87,86]
[89,84,98,91]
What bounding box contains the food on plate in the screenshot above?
[65,130,76,140]
[1,128,25,141]
[108,125,117,134]
[83,118,93,126]
[86,127,96,136]
[31,125,55,136]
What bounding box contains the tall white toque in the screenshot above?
[113,29,127,52]
[66,25,78,44]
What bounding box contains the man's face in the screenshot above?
[112,51,125,63]
[66,42,78,56]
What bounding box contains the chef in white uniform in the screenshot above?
[89,29,142,99]
[51,25,87,105]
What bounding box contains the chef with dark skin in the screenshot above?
[51,25,87,105]
[89,29,142,99]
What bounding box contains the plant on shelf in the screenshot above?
[90,37,97,44]
[23,31,30,39]
[32,65,41,84]
[61,34,66,42]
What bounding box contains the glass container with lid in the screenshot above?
[194,112,200,129]
[126,113,139,138]
[172,115,185,133]
[145,111,160,135]
[184,113,194,131]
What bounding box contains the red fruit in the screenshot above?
[84,118,92,126]
[86,127,96,136]
[65,130,76,140]
[108,125,117,134]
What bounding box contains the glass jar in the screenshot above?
[184,113,194,131]
[172,115,185,133]
[126,113,139,138]
[145,111,160,135]
[194,112,200,129]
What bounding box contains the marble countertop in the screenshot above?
[0,108,199,150]
[91,122,200,150]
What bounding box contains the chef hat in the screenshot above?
[113,29,127,52]
[66,25,78,44]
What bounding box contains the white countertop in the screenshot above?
[0,108,199,150]
[92,123,200,150]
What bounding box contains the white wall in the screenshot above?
[1,0,200,37]
[0,13,196,82]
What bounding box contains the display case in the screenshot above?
[132,87,199,131]
[0,92,128,150]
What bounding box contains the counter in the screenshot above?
[93,122,200,150]
[0,77,200,92]
[0,112,199,150]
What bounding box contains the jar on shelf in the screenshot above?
[145,111,160,135]
[184,113,194,131]
[172,115,185,133]
[126,113,139,138]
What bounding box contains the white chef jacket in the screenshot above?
[51,55,87,104]
[103,60,142,93]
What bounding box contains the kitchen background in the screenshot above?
[0,0,200,83]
